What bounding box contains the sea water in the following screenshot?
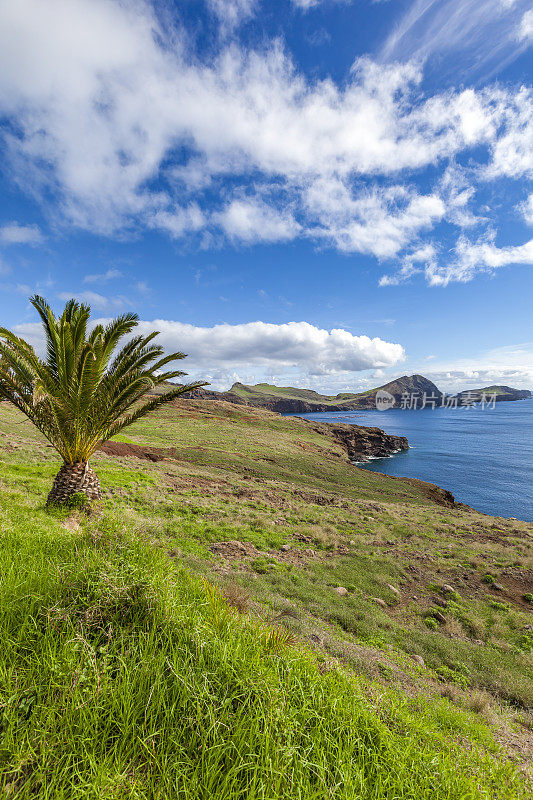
[294,399,533,522]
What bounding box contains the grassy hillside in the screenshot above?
[229,382,358,404]
[0,398,532,798]
[229,375,444,408]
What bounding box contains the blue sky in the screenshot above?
[0,0,531,392]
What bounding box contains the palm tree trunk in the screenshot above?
[46,461,101,505]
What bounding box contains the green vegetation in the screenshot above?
[230,381,360,404]
[0,396,532,797]
[0,296,205,504]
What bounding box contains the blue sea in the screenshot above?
[294,399,533,522]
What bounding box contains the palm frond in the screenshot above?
[105,382,208,440]
[0,296,209,463]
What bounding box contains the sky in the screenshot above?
[0,0,531,393]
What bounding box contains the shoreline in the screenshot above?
[294,405,531,523]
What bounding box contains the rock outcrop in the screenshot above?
[303,419,409,463]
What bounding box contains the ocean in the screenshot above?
[294,399,533,522]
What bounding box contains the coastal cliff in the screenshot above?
[302,419,409,463]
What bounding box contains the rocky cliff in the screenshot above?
[303,419,409,463]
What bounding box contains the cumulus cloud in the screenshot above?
[13,316,405,386]
[130,320,406,380]
[305,182,444,257]
[0,222,43,245]
[148,205,206,239]
[0,0,531,283]
[215,199,300,243]
[484,86,533,179]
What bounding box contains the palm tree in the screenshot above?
[0,295,207,505]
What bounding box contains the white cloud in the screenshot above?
[305,182,444,257]
[57,290,110,309]
[131,319,405,378]
[291,0,321,8]
[379,243,438,286]
[484,87,533,179]
[518,193,533,225]
[83,268,123,283]
[57,290,134,310]
[290,0,383,8]
[421,342,533,391]
[427,232,533,285]
[13,311,531,393]
[0,222,43,245]
[207,0,257,33]
[517,9,533,40]
[380,232,533,286]
[0,281,31,295]
[380,0,531,78]
[0,0,530,279]
[148,205,206,239]
[215,198,300,243]
[13,315,405,385]
[438,164,480,228]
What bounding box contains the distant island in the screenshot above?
[454,385,532,403]
[179,374,532,414]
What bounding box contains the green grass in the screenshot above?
[0,495,527,799]
[0,398,532,797]
[230,382,361,405]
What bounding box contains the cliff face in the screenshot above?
[303,419,409,463]
[329,423,409,462]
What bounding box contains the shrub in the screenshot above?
[436,664,471,689]
[489,600,509,611]
[251,556,280,574]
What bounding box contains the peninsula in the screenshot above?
[180,374,531,414]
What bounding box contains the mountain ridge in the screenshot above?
[154,374,532,414]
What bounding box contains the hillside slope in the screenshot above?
[0,397,532,797]
[227,374,443,412]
